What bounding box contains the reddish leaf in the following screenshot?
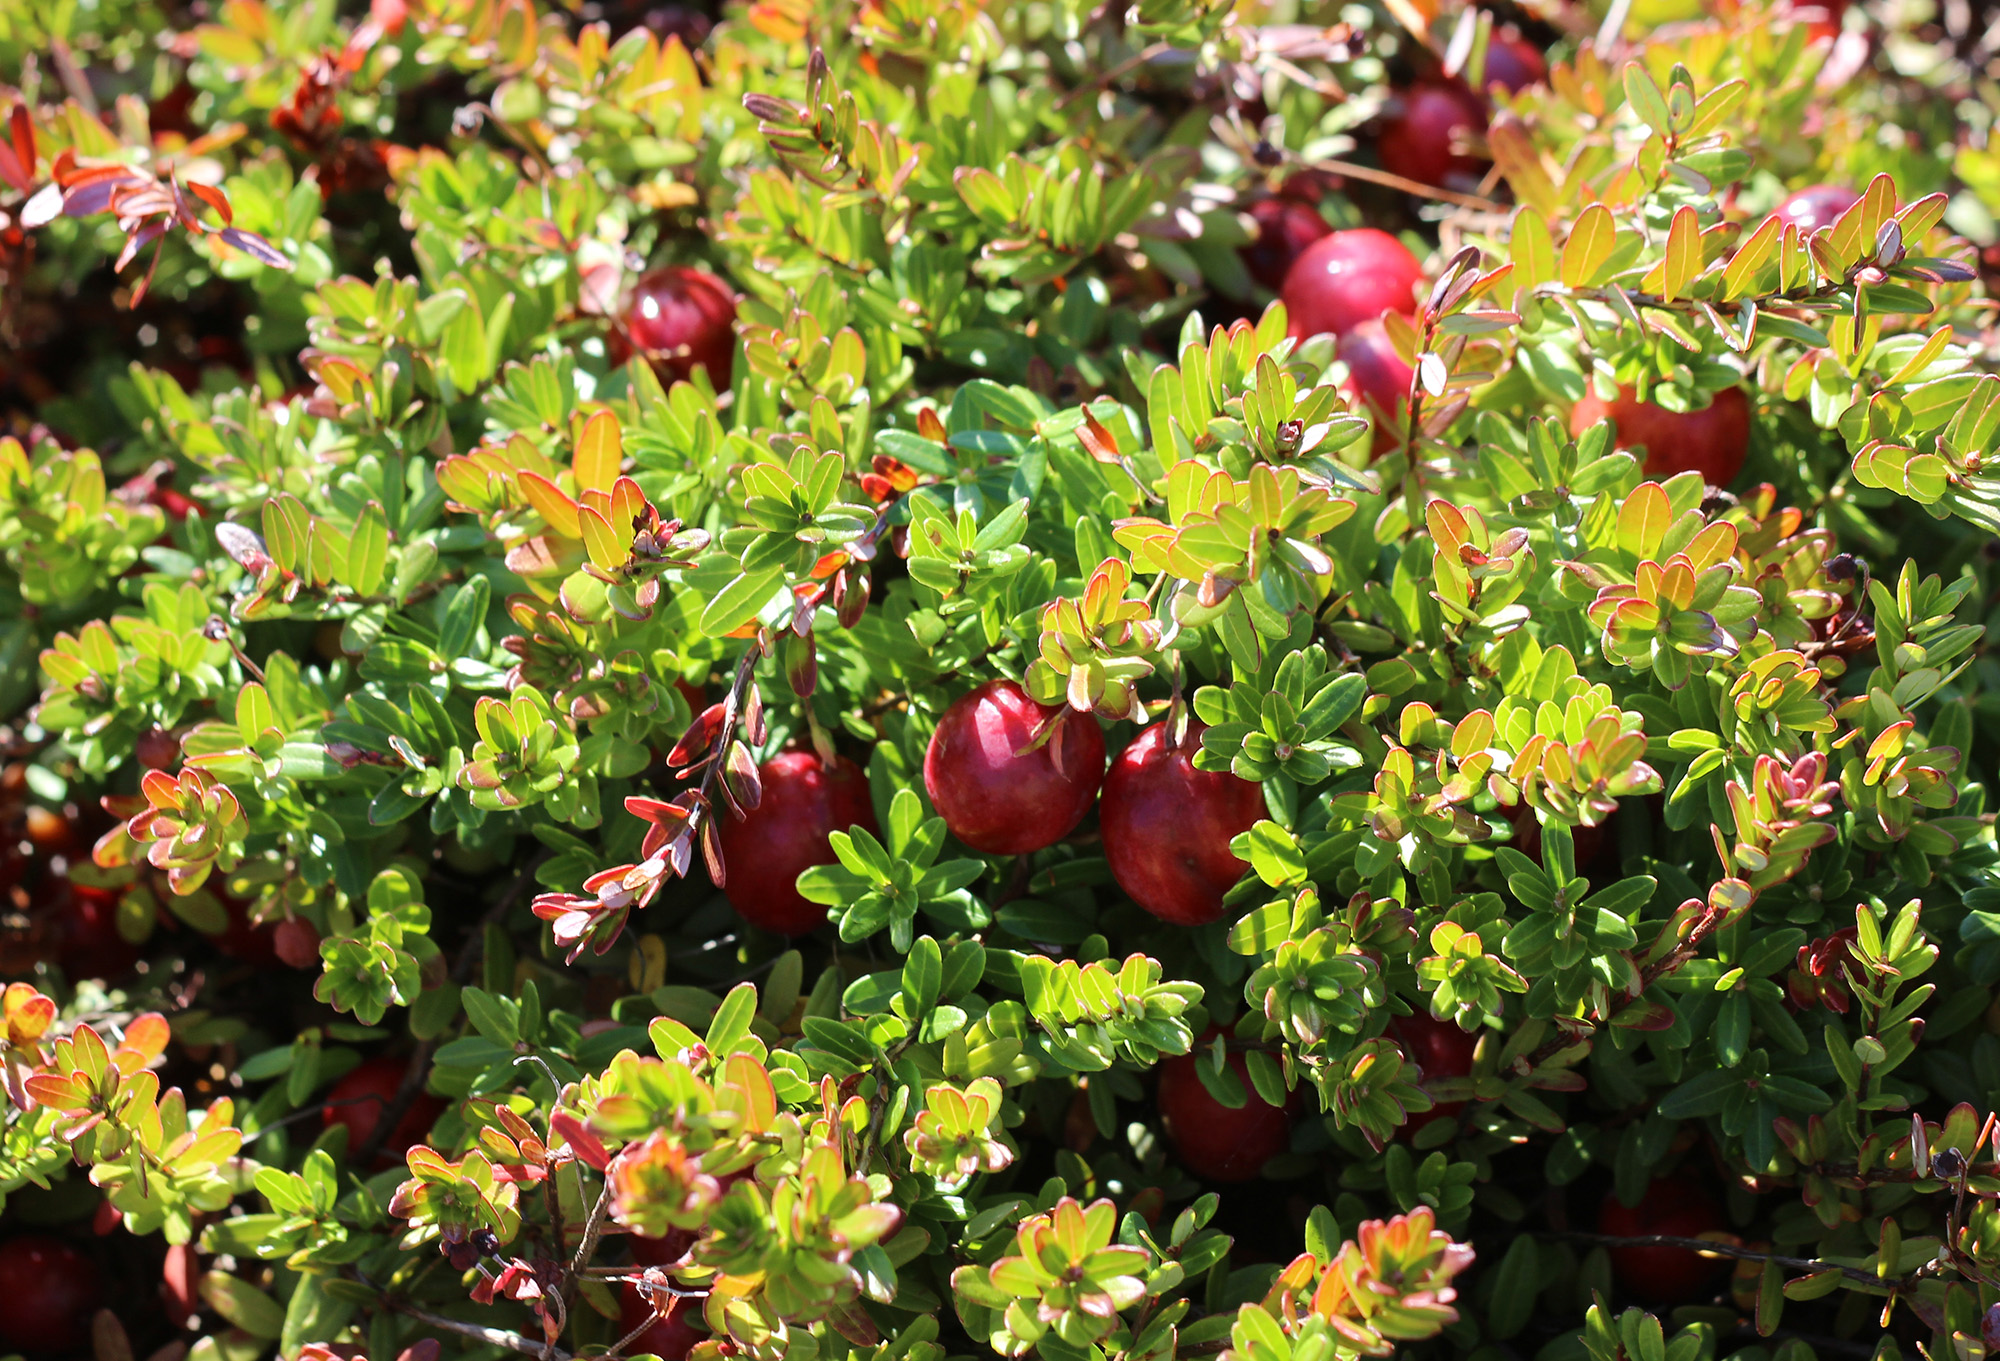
[216,227,293,269]
[184,179,233,225]
[8,104,35,183]
[667,703,729,767]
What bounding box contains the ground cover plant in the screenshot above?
[3,1,2000,1361]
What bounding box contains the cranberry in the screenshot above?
[923,681,1106,854]
[1156,1035,1295,1182]
[1100,724,1264,926]
[322,1055,448,1157]
[135,726,181,771]
[714,752,879,936]
[0,1235,99,1353]
[1376,83,1488,188]
[214,896,281,966]
[1569,385,1751,486]
[57,881,140,981]
[1770,184,1857,235]
[273,917,322,970]
[613,266,737,388]
[1389,1011,1479,1130]
[1335,318,1415,452]
[1281,229,1426,342]
[619,1279,707,1360]
[1240,197,1332,292]
[1598,1174,1728,1304]
[1479,27,1548,94]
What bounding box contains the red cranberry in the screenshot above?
[1770,184,1858,235]
[57,882,140,981]
[273,917,322,970]
[1390,1011,1479,1130]
[1156,1034,1295,1182]
[1281,229,1426,342]
[1240,197,1333,292]
[714,752,878,936]
[923,681,1106,855]
[1376,83,1488,188]
[1100,724,1264,926]
[613,266,737,388]
[0,1236,99,1352]
[1479,27,1548,94]
[1599,1174,1728,1305]
[1569,385,1751,486]
[135,726,181,771]
[1336,318,1414,453]
[322,1055,448,1157]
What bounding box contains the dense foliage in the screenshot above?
[3,2,2000,1361]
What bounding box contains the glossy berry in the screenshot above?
[1376,83,1488,189]
[1569,385,1751,486]
[1240,197,1332,291]
[619,1280,707,1361]
[923,681,1106,854]
[0,1235,99,1353]
[1478,27,1549,95]
[1100,724,1264,926]
[615,266,737,388]
[1390,1012,1478,1130]
[1336,318,1414,452]
[1599,1174,1727,1304]
[1156,1036,1294,1182]
[715,752,878,936]
[322,1056,448,1157]
[1281,229,1426,342]
[1770,184,1857,235]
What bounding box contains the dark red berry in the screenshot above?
[1240,197,1332,292]
[1376,83,1488,188]
[1598,1174,1727,1305]
[923,681,1106,854]
[1570,385,1751,486]
[613,267,737,388]
[0,1235,99,1353]
[322,1055,447,1157]
[1157,1034,1295,1182]
[1281,229,1426,342]
[1100,724,1264,927]
[714,752,878,936]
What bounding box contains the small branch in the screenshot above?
[1545,1230,1883,1285]
[1303,156,1504,213]
[571,1178,615,1277]
[368,1282,572,1361]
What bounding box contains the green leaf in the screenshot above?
[200,1274,288,1340]
[346,501,390,597]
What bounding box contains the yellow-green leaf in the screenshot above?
[573,409,623,493]
[1561,204,1617,288]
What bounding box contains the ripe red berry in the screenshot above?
[322,1055,448,1157]
[1239,197,1333,292]
[714,751,879,936]
[1156,1036,1294,1182]
[1598,1174,1728,1304]
[1569,385,1751,486]
[1100,724,1264,926]
[1390,1012,1479,1130]
[615,266,737,388]
[57,881,140,981]
[214,896,281,966]
[1281,229,1426,342]
[0,1235,99,1353]
[273,917,322,970]
[923,681,1106,855]
[1479,27,1549,95]
[619,1280,707,1360]
[1376,83,1488,189]
[1335,318,1414,452]
[135,725,181,771]
[1770,183,1857,235]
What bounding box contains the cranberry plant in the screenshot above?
[3,2,2000,1361]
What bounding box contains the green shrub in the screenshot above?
[1,2,1999,1361]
